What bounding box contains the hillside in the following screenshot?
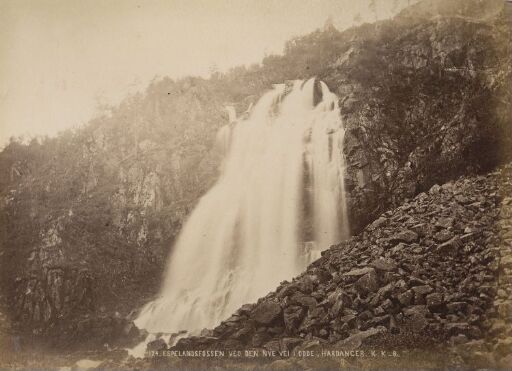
[135,162,512,369]
[0,0,510,350]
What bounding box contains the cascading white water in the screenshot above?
[134,78,349,338]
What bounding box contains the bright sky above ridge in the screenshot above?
[0,0,415,145]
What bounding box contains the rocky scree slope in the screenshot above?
[167,163,512,368]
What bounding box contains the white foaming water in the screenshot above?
[133,79,349,342]
[225,105,237,123]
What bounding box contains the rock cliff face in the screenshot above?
[168,163,512,368]
[0,78,228,342]
[325,0,511,232]
[0,0,510,347]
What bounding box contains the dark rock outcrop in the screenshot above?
[12,268,94,334]
[325,0,512,233]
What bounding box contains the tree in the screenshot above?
[323,15,335,31]
[353,13,362,25]
[369,0,377,21]
[392,0,400,12]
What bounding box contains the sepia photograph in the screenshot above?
[0,0,511,369]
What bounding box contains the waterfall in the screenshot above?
[134,78,349,337]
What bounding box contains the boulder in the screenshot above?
[403,306,429,332]
[355,270,379,293]
[434,230,454,243]
[343,267,375,277]
[283,306,305,331]
[281,337,303,352]
[367,217,387,231]
[390,230,419,244]
[446,322,472,336]
[493,337,512,358]
[397,290,414,306]
[447,302,468,313]
[335,327,386,349]
[437,236,463,254]
[426,292,444,311]
[252,301,282,325]
[147,338,167,352]
[370,258,397,271]
[412,285,433,296]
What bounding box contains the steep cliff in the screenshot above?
[325,0,511,231]
[0,78,229,342]
[0,0,510,346]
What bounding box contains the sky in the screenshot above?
[0,0,415,145]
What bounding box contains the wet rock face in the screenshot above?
[174,163,512,366]
[325,2,512,233]
[13,268,94,330]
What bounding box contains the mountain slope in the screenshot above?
[0,0,510,345]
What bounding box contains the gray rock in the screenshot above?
[232,326,252,340]
[403,305,429,317]
[330,299,344,317]
[470,351,496,368]
[368,217,387,231]
[412,285,433,296]
[409,276,428,286]
[251,332,271,347]
[498,354,512,369]
[447,301,467,313]
[252,301,282,325]
[398,290,414,306]
[493,337,512,357]
[434,230,454,242]
[370,258,397,271]
[343,267,375,277]
[335,326,386,349]
[237,303,256,314]
[283,306,305,331]
[292,294,317,310]
[403,305,429,332]
[147,338,167,352]
[263,339,281,352]
[426,292,444,311]
[390,230,419,243]
[355,270,379,293]
[364,315,390,329]
[429,184,441,194]
[446,322,471,336]
[437,236,463,254]
[280,337,303,352]
[489,320,507,336]
[435,217,454,229]
[340,314,357,327]
[411,223,430,237]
